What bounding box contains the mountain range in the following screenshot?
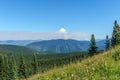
[27,39,105,53]
[0,39,105,53]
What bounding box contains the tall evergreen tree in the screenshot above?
[32,53,39,74]
[105,35,110,50]
[3,55,10,80]
[0,55,11,80]
[18,55,27,79]
[9,55,18,80]
[88,34,97,56]
[0,54,4,80]
[111,20,120,46]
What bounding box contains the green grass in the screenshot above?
[25,46,120,80]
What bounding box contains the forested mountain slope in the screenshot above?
[27,39,105,53]
[0,44,39,55]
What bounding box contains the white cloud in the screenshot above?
[0,31,90,40]
[59,28,67,33]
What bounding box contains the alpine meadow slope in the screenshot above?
[26,45,120,80]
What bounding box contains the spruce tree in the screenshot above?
[32,53,39,74]
[88,34,97,56]
[18,55,27,79]
[105,35,110,50]
[111,20,120,46]
[0,54,4,80]
[3,55,10,80]
[0,55,9,80]
[9,55,18,80]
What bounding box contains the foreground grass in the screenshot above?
[25,46,120,80]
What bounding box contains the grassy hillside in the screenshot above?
[26,46,120,80]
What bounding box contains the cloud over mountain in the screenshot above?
[0,29,90,40]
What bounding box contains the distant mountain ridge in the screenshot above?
[0,40,41,46]
[27,39,105,53]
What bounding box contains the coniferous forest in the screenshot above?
[0,51,89,79]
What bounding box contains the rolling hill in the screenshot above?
[0,44,39,55]
[27,39,105,53]
[26,46,120,80]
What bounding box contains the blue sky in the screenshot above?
[0,0,120,40]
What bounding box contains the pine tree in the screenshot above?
[111,20,120,46]
[0,55,10,80]
[18,55,27,79]
[9,55,18,80]
[105,35,110,50]
[32,53,39,74]
[0,54,4,80]
[3,55,10,80]
[88,34,98,56]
